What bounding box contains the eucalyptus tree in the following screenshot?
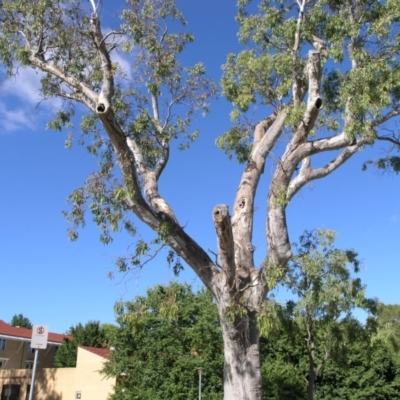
[1,0,400,399]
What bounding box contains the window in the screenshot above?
[25,385,31,400]
[1,384,20,400]
[0,358,8,369]
[25,361,34,370]
[0,338,6,350]
[27,345,35,354]
[0,361,3,369]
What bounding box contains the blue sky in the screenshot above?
[1,1,399,334]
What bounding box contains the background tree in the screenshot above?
[102,283,224,400]
[287,230,376,400]
[54,320,106,367]
[1,0,400,397]
[101,280,400,400]
[261,326,306,400]
[261,317,400,400]
[10,314,33,329]
[316,332,400,400]
[262,230,376,400]
[54,337,77,368]
[372,303,400,356]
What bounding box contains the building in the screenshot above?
[0,320,68,371]
[0,321,115,400]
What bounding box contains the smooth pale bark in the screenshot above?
[216,295,263,400]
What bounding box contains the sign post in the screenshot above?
[28,325,49,400]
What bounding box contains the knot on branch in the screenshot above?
[314,97,323,110]
[96,93,110,115]
[96,103,106,113]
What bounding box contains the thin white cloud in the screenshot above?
[112,50,133,80]
[0,66,65,133]
[103,30,134,81]
[2,68,44,105]
[0,37,135,134]
[0,101,32,133]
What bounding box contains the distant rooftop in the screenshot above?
[79,346,112,359]
[0,320,71,344]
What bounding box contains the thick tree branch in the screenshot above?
[373,107,400,127]
[144,172,178,222]
[154,142,170,180]
[151,93,170,180]
[124,135,177,221]
[151,93,162,128]
[231,110,286,275]
[99,110,218,292]
[28,55,97,109]
[266,50,324,269]
[213,205,236,291]
[287,144,359,201]
[256,111,286,157]
[89,12,114,114]
[292,0,306,106]
[292,50,323,144]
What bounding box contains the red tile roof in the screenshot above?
[79,346,112,359]
[0,320,71,344]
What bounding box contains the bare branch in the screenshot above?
[373,107,400,127]
[100,30,126,46]
[376,135,400,147]
[287,144,359,201]
[28,55,97,108]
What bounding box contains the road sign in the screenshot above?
[30,325,49,349]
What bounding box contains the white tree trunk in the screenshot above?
[220,312,262,399]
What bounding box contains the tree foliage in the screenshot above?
[372,303,400,356]
[101,281,400,400]
[316,335,400,400]
[262,230,377,399]
[102,283,224,400]
[54,320,106,367]
[261,317,400,400]
[10,313,33,329]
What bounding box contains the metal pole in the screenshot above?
[28,349,39,400]
[197,367,204,400]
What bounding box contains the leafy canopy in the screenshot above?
[10,313,33,329]
[218,0,400,161]
[54,320,107,368]
[102,283,224,400]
